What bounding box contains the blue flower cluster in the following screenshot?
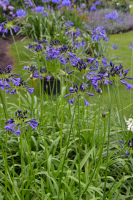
[0,20,20,35]
[119,138,133,156]
[16,9,26,17]
[95,1,100,5]
[35,6,44,13]
[0,66,34,95]
[0,0,9,6]
[113,44,118,50]
[4,110,38,135]
[90,1,100,11]
[62,0,71,6]
[91,26,108,42]
[86,61,133,91]
[91,5,96,11]
[105,11,118,20]
[24,66,51,81]
[64,82,94,106]
[129,41,133,50]
[81,3,85,9]
[24,0,34,8]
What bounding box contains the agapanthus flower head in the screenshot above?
[65,26,81,39]
[116,18,123,22]
[0,65,20,91]
[42,12,48,17]
[119,137,133,156]
[91,26,108,42]
[81,3,85,9]
[62,0,71,6]
[24,65,50,80]
[64,20,74,29]
[16,9,26,17]
[97,88,102,94]
[113,44,118,50]
[52,0,61,4]
[129,42,133,50]
[95,1,100,5]
[91,61,133,90]
[73,36,85,48]
[0,20,20,35]
[45,42,76,66]
[24,0,34,8]
[4,110,38,135]
[91,5,96,11]
[35,6,44,13]
[6,78,34,95]
[105,11,118,20]
[1,0,9,6]
[87,54,107,71]
[64,82,94,106]
[24,65,38,77]
[50,39,62,47]
[27,39,48,52]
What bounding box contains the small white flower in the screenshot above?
[126,118,133,132]
[129,5,132,8]
[116,3,119,6]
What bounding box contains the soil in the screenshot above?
[0,35,23,70]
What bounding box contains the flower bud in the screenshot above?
[102,109,106,118]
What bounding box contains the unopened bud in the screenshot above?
[102,109,106,118]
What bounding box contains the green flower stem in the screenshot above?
[78,94,81,198]
[103,82,114,196]
[20,130,24,200]
[60,73,63,159]
[58,102,77,200]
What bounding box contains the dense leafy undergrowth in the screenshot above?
[0,0,133,199]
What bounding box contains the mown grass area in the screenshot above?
[8,32,133,118]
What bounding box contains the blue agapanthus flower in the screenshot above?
[91,5,96,11]
[65,26,81,38]
[91,26,108,42]
[95,1,100,5]
[119,138,133,156]
[0,65,20,91]
[35,6,44,12]
[105,11,118,20]
[64,82,94,106]
[129,42,133,50]
[113,44,118,50]
[24,66,51,81]
[0,20,20,35]
[52,0,61,3]
[81,3,85,9]
[87,54,107,71]
[116,18,123,22]
[42,12,48,17]
[16,9,26,17]
[5,78,34,95]
[62,0,71,6]
[4,110,38,135]
[1,0,9,6]
[24,0,34,8]
[87,61,133,91]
